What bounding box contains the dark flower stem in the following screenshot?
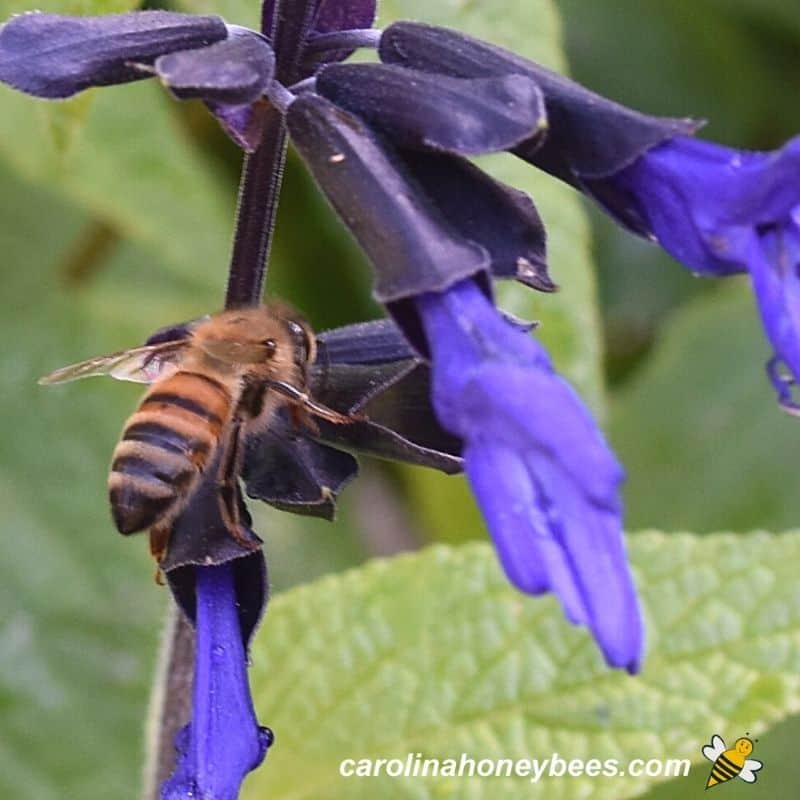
[225,108,288,308]
[224,0,321,309]
[271,0,321,84]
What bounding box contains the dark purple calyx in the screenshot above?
[316,62,546,156]
[287,94,489,302]
[0,11,228,98]
[155,29,275,105]
[379,21,700,183]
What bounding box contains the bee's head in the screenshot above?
[734,738,754,755]
[194,305,316,378]
[191,308,274,364]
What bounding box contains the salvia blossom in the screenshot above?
[284,89,644,671]
[375,21,800,411]
[161,564,272,800]
[7,0,747,794]
[144,312,465,800]
[594,137,800,413]
[416,279,642,672]
[0,11,276,149]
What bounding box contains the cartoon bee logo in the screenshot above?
[702,733,763,789]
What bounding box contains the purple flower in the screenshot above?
[286,92,554,342]
[601,136,800,409]
[161,563,272,800]
[140,315,468,797]
[285,84,643,671]
[376,21,696,182]
[0,2,379,151]
[0,11,276,150]
[0,11,276,104]
[374,21,800,411]
[415,279,643,673]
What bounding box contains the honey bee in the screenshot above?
[39,304,353,563]
[702,734,762,788]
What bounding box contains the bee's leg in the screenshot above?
[216,421,259,550]
[149,524,170,585]
[265,379,362,425]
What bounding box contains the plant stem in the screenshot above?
[224,108,288,308]
[225,0,321,309]
[272,0,321,84]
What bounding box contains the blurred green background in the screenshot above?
[1,0,800,797]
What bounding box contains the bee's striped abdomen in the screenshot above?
[108,371,232,534]
[707,754,742,788]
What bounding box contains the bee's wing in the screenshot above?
[738,759,763,783]
[198,339,275,365]
[702,735,726,762]
[38,340,189,386]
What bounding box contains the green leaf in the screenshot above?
[609,281,800,533]
[244,531,800,799]
[0,80,236,292]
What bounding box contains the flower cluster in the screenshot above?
[4,1,795,798]
[375,22,800,410]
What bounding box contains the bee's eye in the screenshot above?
[262,338,277,358]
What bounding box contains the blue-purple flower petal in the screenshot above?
[747,217,800,398]
[416,279,643,672]
[0,11,227,98]
[464,442,582,612]
[606,136,789,274]
[161,564,270,800]
[459,362,625,503]
[606,135,800,393]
